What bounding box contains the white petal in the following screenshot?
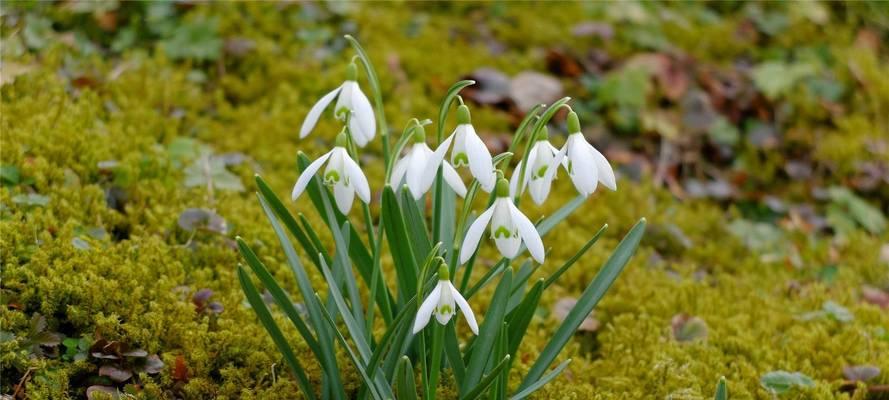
[291,150,332,200]
[567,135,597,196]
[349,115,370,147]
[299,86,342,138]
[509,202,545,264]
[509,160,522,198]
[405,146,427,200]
[349,83,376,146]
[335,81,353,115]
[413,283,443,334]
[450,126,469,168]
[464,125,495,191]
[389,157,408,187]
[442,162,467,197]
[512,146,537,197]
[459,204,496,264]
[590,145,616,190]
[344,153,370,203]
[449,282,478,335]
[491,199,520,259]
[545,143,568,186]
[332,180,355,214]
[419,134,456,193]
[528,143,555,205]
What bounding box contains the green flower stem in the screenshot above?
[344,35,391,169]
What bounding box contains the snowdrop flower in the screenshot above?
[390,124,466,200]
[299,62,376,147]
[459,177,545,264]
[509,126,564,205]
[447,105,496,192]
[550,111,616,196]
[413,264,478,335]
[291,133,370,214]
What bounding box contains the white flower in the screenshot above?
[459,178,545,264]
[551,111,616,196]
[390,125,466,200]
[413,266,478,335]
[299,63,376,147]
[509,127,564,205]
[291,134,370,214]
[447,105,496,192]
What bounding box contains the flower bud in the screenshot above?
[456,104,471,125]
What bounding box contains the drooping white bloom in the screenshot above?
[550,111,616,196]
[291,134,370,214]
[447,105,496,192]
[299,62,376,147]
[509,127,565,205]
[413,265,478,335]
[459,178,545,264]
[390,124,466,200]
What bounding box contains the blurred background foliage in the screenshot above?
[1,1,888,399]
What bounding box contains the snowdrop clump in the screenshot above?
[237,36,646,400]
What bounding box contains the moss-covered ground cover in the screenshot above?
[2,2,888,399]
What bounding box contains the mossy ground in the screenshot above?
[2,2,888,399]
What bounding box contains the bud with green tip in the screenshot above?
[389,122,466,200]
[444,104,497,192]
[510,125,564,205]
[299,61,376,147]
[549,110,617,196]
[460,178,545,264]
[413,260,478,334]
[291,133,371,214]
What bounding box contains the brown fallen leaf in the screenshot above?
[552,298,599,332]
[862,285,889,309]
[509,71,563,113]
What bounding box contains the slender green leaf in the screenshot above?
[517,218,646,391]
[543,224,607,289]
[381,185,420,302]
[463,268,513,394]
[295,154,394,321]
[367,295,418,378]
[395,356,418,400]
[255,175,325,270]
[400,186,432,260]
[317,257,372,362]
[464,258,508,300]
[443,324,465,383]
[536,195,585,236]
[505,279,543,356]
[236,237,321,357]
[316,295,391,400]
[333,222,365,328]
[715,376,727,400]
[238,266,317,400]
[460,355,511,400]
[256,195,345,398]
[509,359,571,400]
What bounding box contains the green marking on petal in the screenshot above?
[324,170,340,185]
[494,226,512,239]
[453,152,469,167]
[534,165,548,179]
[567,160,573,174]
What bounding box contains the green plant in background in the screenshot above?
[237,36,645,399]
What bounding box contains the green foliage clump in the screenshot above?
[2,1,888,399]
